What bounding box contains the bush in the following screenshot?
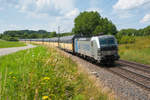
[1,36,19,41]
[8,37,19,41]
[116,35,135,44]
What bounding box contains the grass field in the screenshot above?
[0,46,114,100]
[119,36,150,65]
[0,40,26,48]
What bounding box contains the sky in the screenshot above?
[0,0,150,33]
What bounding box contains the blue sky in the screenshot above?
[0,0,150,33]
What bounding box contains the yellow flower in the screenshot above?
[12,76,16,79]
[41,82,46,85]
[9,72,13,75]
[43,77,50,80]
[42,96,49,100]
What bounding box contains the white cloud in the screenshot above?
[0,0,79,33]
[36,0,51,9]
[86,8,102,14]
[113,0,150,10]
[65,8,80,18]
[48,8,80,32]
[0,0,19,8]
[140,13,150,23]
[112,10,134,19]
[18,0,75,16]
[88,0,102,14]
[26,12,49,19]
[0,0,76,17]
[49,20,73,32]
[112,0,150,19]
[0,24,22,33]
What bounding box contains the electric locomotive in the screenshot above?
[73,35,119,64]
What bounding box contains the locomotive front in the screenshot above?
[99,36,119,63]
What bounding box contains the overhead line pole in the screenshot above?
[58,26,60,47]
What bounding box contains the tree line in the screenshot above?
[117,26,150,36]
[0,30,73,41]
[73,11,150,36]
[116,26,150,44]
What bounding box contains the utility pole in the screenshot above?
[58,26,60,47]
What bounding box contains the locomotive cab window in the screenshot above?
[99,37,116,46]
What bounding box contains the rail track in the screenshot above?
[107,66,150,91]
[76,54,150,91]
[75,53,150,91]
[117,60,150,74]
[107,60,150,91]
[66,49,150,91]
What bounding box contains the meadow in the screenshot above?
[119,36,150,65]
[0,40,26,48]
[0,46,113,100]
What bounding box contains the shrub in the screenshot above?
[1,36,19,41]
[8,37,19,41]
[116,35,135,44]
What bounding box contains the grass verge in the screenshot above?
[119,36,150,65]
[0,46,114,100]
[0,40,26,48]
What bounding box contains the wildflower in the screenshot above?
[9,72,13,75]
[43,77,50,80]
[41,82,46,85]
[42,96,49,100]
[12,76,16,79]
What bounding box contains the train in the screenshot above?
[21,34,120,64]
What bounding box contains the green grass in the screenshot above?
[119,36,150,65]
[0,40,26,48]
[0,46,112,100]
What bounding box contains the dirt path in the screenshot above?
[0,44,36,56]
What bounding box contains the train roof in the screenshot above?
[96,35,115,38]
[59,35,75,42]
[20,34,115,42]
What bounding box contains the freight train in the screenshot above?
[21,35,120,64]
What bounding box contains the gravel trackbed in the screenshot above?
[58,49,150,100]
[0,44,36,56]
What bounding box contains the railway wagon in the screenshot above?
[58,35,75,52]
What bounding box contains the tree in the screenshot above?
[117,28,138,36]
[49,32,57,37]
[73,11,117,36]
[0,34,2,38]
[143,25,150,36]
[1,30,52,39]
[73,11,101,35]
[94,18,117,35]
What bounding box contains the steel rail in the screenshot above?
[107,67,150,91]
[117,60,150,74]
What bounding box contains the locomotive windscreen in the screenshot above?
[99,37,116,46]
